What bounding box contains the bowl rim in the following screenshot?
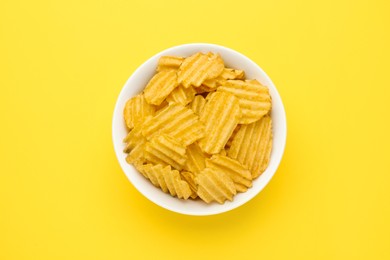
[112,43,287,216]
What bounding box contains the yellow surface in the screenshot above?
[1,0,389,259]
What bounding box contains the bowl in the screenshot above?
[112,43,287,216]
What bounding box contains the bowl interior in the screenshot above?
[112,43,286,215]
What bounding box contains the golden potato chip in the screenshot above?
[225,125,241,149]
[142,103,204,146]
[201,68,244,90]
[124,125,147,164]
[140,164,192,199]
[220,68,245,80]
[189,95,206,117]
[194,84,216,94]
[163,167,192,199]
[195,168,236,204]
[177,52,224,88]
[166,85,196,105]
[228,115,273,179]
[218,79,271,124]
[144,70,179,105]
[184,143,208,174]
[180,171,197,199]
[123,94,155,129]
[198,92,241,154]
[206,155,252,192]
[157,56,184,72]
[144,134,187,170]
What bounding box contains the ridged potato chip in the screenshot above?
[166,85,196,105]
[142,103,204,146]
[225,125,241,149]
[198,92,241,154]
[189,95,206,117]
[144,70,179,105]
[206,155,252,192]
[180,171,198,199]
[202,68,244,89]
[220,68,245,80]
[124,125,147,164]
[123,94,155,129]
[144,134,187,170]
[157,56,184,72]
[218,79,271,124]
[195,168,236,204]
[184,143,208,174]
[228,115,273,179]
[177,52,224,88]
[140,164,192,199]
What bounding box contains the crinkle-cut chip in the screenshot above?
[202,78,226,90]
[166,85,196,105]
[162,167,192,199]
[228,115,273,179]
[201,68,244,90]
[218,79,272,124]
[139,164,191,199]
[133,160,148,179]
[157,56,184,72]
[226,125,241,149]
[180,171,198,199]
[123,94,155,129]
[194,84,216,94]
[177,52,224,88]
[220,68,245,80]
[206,155,252,192]
[144,70,179,105]
[142,103,204,146]
[123,125,147,164]
[184,143,208,174]
[144,134,187,170]
[189,95,206,117]
[198,92,241,154]
[195,168,236,204]
[154,100,169,114]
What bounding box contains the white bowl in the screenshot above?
[112,43,287,216]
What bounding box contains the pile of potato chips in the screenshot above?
[123,52,273,204]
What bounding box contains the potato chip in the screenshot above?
[124,125,147,164]
[144,70,179,105]
[142,103,204,146]
[218,79,271,124]
[184,143,208,174]
[157,56,184,72]
[140,164,192,199]
[225,125,241,149]
[166,85,196,105]
[206,155,252,192]
[189,95,206,117]
[228,115,273,179]
[198,92,241,154]
[163,167,192,199]
[220,68,245,80]
[123,94,155,129]
[177,52,224,88]
[194,84,216,94]
[144,134,187,170]
[201,68,244,89]
[180,171,198,199]
[195,168,236,204]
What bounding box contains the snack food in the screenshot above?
[123,52,273,204]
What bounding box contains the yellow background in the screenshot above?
[1,0,389,259]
